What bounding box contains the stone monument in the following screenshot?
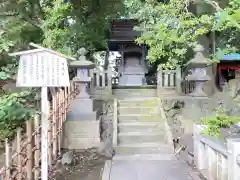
[185,44,210,97]
[63,48,101,149]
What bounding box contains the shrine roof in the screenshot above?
[9,43,75,60]
[220,53,240,61]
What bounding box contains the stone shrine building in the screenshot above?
[108,19,148,86]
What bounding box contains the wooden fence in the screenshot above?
[0,81,78,180]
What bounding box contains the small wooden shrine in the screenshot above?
[216,53,240,90]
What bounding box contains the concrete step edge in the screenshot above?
[114,143,170,148]
[119,106,157,109]
[119,105,157,108]
[118,122,163,126]
[118,132,164,136]
[113,154,177,161]
[118,98,158,102]
[119,114,159,116]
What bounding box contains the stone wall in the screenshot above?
[91,87,112,100]
[97,100,114,158]
[161,83,240,164]
[62,99,114,159]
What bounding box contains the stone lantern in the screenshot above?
[63,48,100,150]
[67,47,97,120]
[69,48,95,98]
[185,44,211,97]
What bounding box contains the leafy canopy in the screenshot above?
[125,0,240,68]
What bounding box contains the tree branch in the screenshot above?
[203,0,240,29]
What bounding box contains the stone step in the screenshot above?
[118,98,158,107]
[118,107,159,114]
[113,154,177,161]
[118,114,161,122]
[118,122,164,133]
[114,143,173,155]
[118,132,165,144]
[113,89,157,99]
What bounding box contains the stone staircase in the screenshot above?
[114,97,173,155]
[113,88,157,99]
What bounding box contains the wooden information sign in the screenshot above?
[10,43,71,180]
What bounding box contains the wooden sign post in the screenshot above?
[9,43,71,180]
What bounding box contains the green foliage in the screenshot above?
[201,108,240,137]
[126,0,240,68]
[130,0,214,68]
[0,90,37,140]
[0,0,126,140]
[0,63,18,80]
[0,0,125,57]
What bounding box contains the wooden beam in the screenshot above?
[9,49,44,56]
[9,42,76,61]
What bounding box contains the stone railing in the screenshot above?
[157,68,178,88]
[194,124,240,180]
[158,98,174,149]
[91,68,112,88]
[157,67,182,95]
[90,68,112,99]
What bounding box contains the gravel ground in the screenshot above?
[55,150,108,180]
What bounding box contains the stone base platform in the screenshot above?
[62,120,100,149]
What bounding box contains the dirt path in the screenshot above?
[56,150,107,180]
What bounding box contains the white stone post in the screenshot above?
[175,67,182,94]
[157,67,163,88]
[107,66,112,89]
[112,99,118,146]
[120,50,124,73]
[157,67,163,97]
[227,138,240,180]
[193,124,207,170]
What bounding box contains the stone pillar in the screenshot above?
[107,65,113,98]
[104,50,110,70]
[227,138,240,180]
[120,50,124,73]
[175,67,182,94]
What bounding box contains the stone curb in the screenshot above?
[101,160,112,180]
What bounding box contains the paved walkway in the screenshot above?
[102,155,201,180]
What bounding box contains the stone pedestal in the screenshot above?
[62,47,100,150]
[62,120,100,149]
[67,98,98,121]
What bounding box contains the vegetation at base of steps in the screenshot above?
[201,108,240,138]
[0,90,37,142]
[142,100,158,106]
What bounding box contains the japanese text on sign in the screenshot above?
[16,51,70,87]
